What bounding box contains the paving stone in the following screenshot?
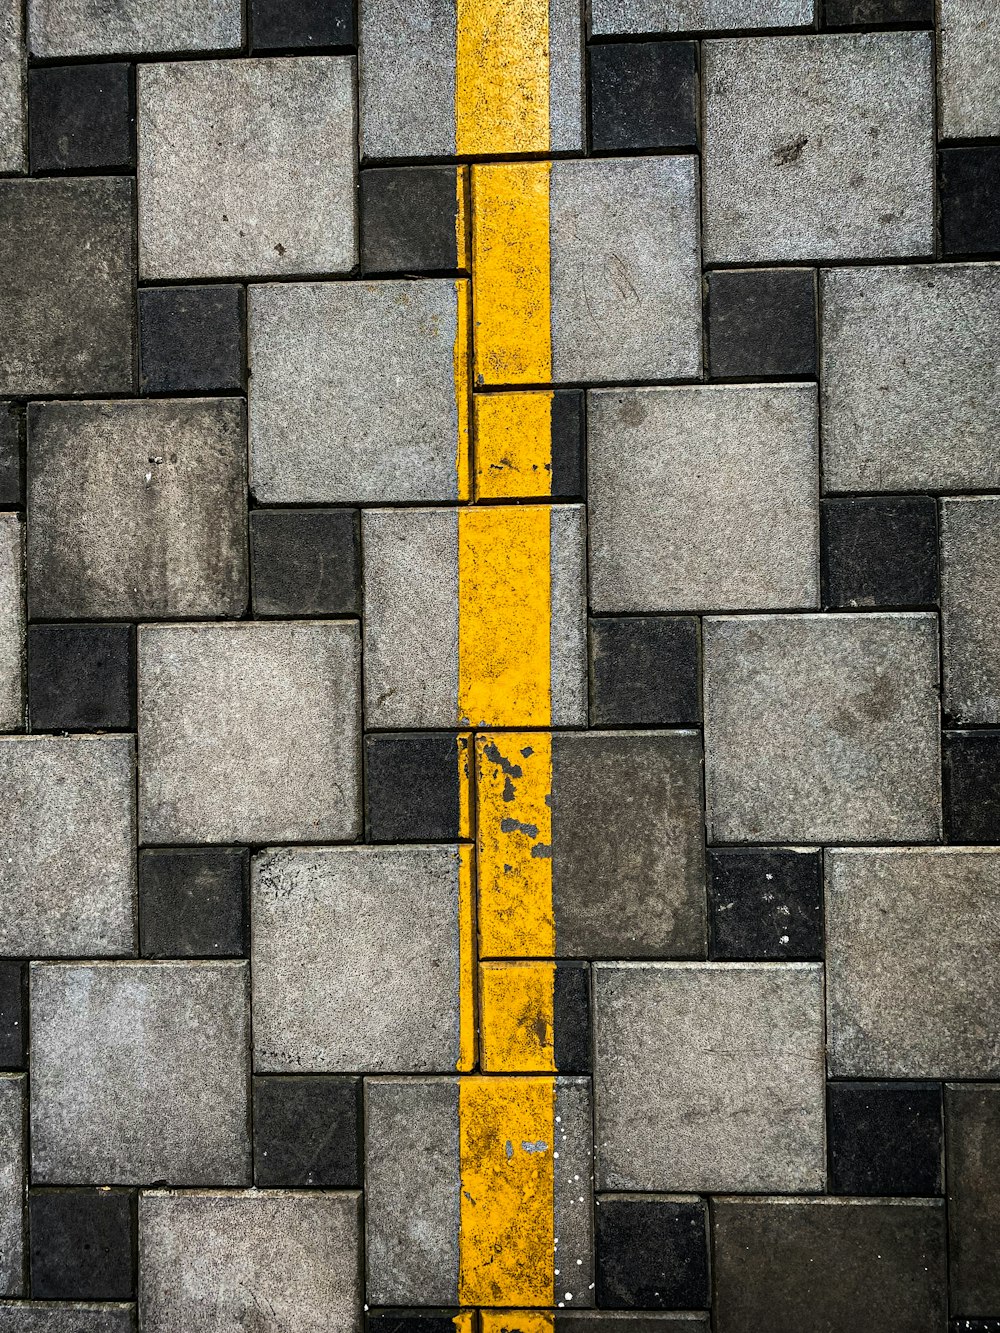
[0,1307,135,1333]
[704,613,941,843]
[250,509,361,617]
[589,617,700,728]
[944,731,1000,844]
[138,1191,361,1333]
[360,167,464,274]
[942,498,1000,724]
[30,961,250,1186]
[553,963,591,1074]
[826,0,933,20]
[826,849,1000,1078]
[250,281,467,504]
[27,0,241,57]
[0,515,23,732]
[138,57,356,280]
[138,622,361,844]
[366,733,467,843]
[28,625,134,733]
[478,960,591,1074]
[27,64,132,172]
[821,264,1000,492]
[939,0,1000,139]
[0,179,133,397]
[941,146,1000,257]
[253,1076,361,1188]
[28,1192,133,1301]
[251,0,355,49]
[252,846,468,1073]
[27,400,247,621]
[0,967,24,1071]
[707,847,823,961]
[0,1077,24,1298]
[828,1081,942,1196]
[595,1196,708,1310]
[946,1083,1000,1315]
[706,269,817,380]
[589,41,697,152]
[593,963,825,1192]
[702,33,934,263]
[138,848,248,959]
[590,0,813,32]
[0,406,21,507]
[712,1198,947,1333]
[368,1318,466,1333]
[588,385,818,613]
[473,391,585,502]
[555,1320,709,1333]
[822,496,938,609]
[0,1,24,173]
[138,286,245,395]
[0,737,134,958]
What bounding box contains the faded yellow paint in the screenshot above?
[481,1314,555,1333]
[455,0,550,156]
[457,732,474,842]
[459,1075,556,1307]
[455,280,472,501]
[480,962,556,1072]
[456,166,470,271]
[471,163,552,387]
[452,1313,476,1333]
[476,732,554,958]
[475,392,554,500]
[458,844,477,1072]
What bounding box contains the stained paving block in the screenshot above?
[27,0,241,57]
[589,617,700,728]
[826,0,932,20]
[138,848,248,959]
[828,1082,942,1197]
[250,509,361,616]
[28,625,134,732]
[252,846,470,1073]
[138,57,356,280]
[826,849,1000,1078]
[702,33,934,263]
[474,391,585,502]
[942,498,1000,724]
[588,42,697,152]
[479,961,591,1074]
[30,961,250,1186]
[0,1307,135,1332]
[27,64,133,172]
[0,515,23,732]
[939,0,1000,139]
[0,737,134,958]
[822,496,938,609]
[941,147,1000,258]
[704,613,941,843]
[0,1,24,173]
[0,1077,24,1297]
[360,167,465,274]
[595,1196,709,1310]
[554,1320,709,1333]
[253,1076,361,1188]
[138,1191,361,1333]
[588,385,818,613]
[946,1083,1000,1315]
[712,1198,946,1333]
[821,263,1000,492]
[138,286,245,395]
[706,269,817,380]
[593,963,825,1192]
[590,0,813,31]
[366,734,469,843]
[251,0,356,49]
[27,400,247,621]
[0,967,24,1071]
[28,1192,134,1300]
[0,406,21,507]
[944,731,1000,844]
[708,847,823,961]
[138,622,361,844]
[0,180,133,397]
[250,281,468,504]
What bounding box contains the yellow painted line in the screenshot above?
[456,166,471,271]
[453,1314,476,1333]
[481,1315,555,1333]
[458,843,477,1073]
[471,163,552,387]
[475,392,555,501]
[480,961,556,1073]
[457,731,474,841]
[455,0,550,156]
[459,1075,555,1307]
[455,279,472,501]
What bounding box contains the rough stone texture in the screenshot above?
[138,848,248,960]
[588,385,818,613]
[821,496,938,611]
[28,624,135,734]
[827,1081,942,1198]
[588,42,697,153]
[939,0,1000,140]
[0,1077,23,1297]
[593,963,825,1192]
[251,846,466,1073]
[594,1195,709,1310]
[712,1198,947,1333]
[706,268,817,380]
[941,498,1000,725]
[138,1191,361,1333]
[0,1308,135,1333]
[940,145,1000,258]
[253,1076,360,1189]
[821,264,1000,493]
[360,166,462,274]
[943,729,1000,845]
[28,63,133,173]
[703,613,941,844]
[0,406,20,507]
[589,617,700,727]
[590,0,813,33]
[826,849,1000,1079]
[0,1,24,173]
[708,847,822,962]
[0,738,134,958]
[946,1083,1000,1315]
[702,34,934,263]
[249,281,465,503]
[138,622,361,845]
[0,179,133,397]
[28,1189,134,1301]
[28,0,241,56]
[27,400,247,621]
[139,286,245,395]
[0,517,22,733]
[138,58,356,280]
[29,962,250,1186]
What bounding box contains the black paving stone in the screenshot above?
[368,1318,458,1333]
[589,42,698,153]
[708,847,822,961]
[943,731,1000,844]
[253,1076,361,1188]
[941,147,1000,258]
[0,405,22,506]
[0,962,25,1070]
[828,1081,942,1196]
[139,285,245,395]
[553,963,591,1075]
[707,268,816,380]
[821,496,938,609]
[28,623,135,732]
[366,733,463,843]
[825,0,933,23]
[590,616,699,727]
[29,1189,135,1300]
[551,391,586,499]
[28,63,134,174]
[251,0,355,49]
[361,167,462,274]
[595,1196,709,1310]
[139,848,249,959]
[250,508,360,617]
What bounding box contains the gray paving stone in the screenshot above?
[590,0,813,33]
[558,1320,709,1333]
[588,385,819,613]
[0,1307,135,1333]
[0,1,24,174]
[138,58,355,280]
[826,849,1000,1079]
[0,1077,24,1298]
[946,1083,1000,1315]
[939,0,1000,139]
[252,846,466,1073]
[593,963,825,1192]
[822,264,1000,492]
[139,1191,361,1333]
[28,0,241,57]
[27,400,247,621]
[0,737,134,958]
[249,281,465,503]
[702,34,934,263]
[30,961,250,1185]
[139,622,361,845]
[703,614,941,843]
[0,516,23,732]
[941,498,1000,725]
[0,180,133,397]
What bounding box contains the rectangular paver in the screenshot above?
[941,498,1000,725]
[0,1078,23,1297]
[590,0,813,33]
[0,516,22,732]
[0,2,23,173]
[28,0,241,56]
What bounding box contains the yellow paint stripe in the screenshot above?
[453,1314,476,1333]
[471,163,552,387]
[480,961,556,1073]
[455,279,472,501]
[456,166,471,271]
[459,1075,556,1307]
[458,843,477,1073]
[475,392,554,500]
[481,1315,554,1333]
[457,732,474,842]
[455,0,550,156]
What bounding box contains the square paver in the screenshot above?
[139,286,245,395]
[594,1196,709,1310]
[138,622,361,845]
[589,385,819,613]
[0,737,134,958]
[28,0,241,57]
[253,1076,361,1189]
[827,1082,942,1197]
[250,509,361,616]
[706,268,817,379]
[588,41,697,153]
[28,1190,134,1301]
[943,730,1000,844]
[593,963,826,1192]
[0,1,24,173]
[590,0,813,34]
[28,625,135,733]
[0,516,22,732]
[0,1077,24,1297]
[704,613,941,843]
[827,848,1000,1079]
[28,63,133,172]
[27,400,247,621]
[821,264,1000,492]
[946,1083,1000,1315]
[702,34,934,263]
[249,281,468,503]
[30,962,250,1185]
[939,0,1000,140]
[821,497,938,610]
[138,57,356,280]
[942,498,1000,725]
[138,848,248,960]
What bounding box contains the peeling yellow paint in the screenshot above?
[455,0,550,156]
[452,1313,477,1333]
[475,392,555,500]
[458,843,477,1072]
[480,961,556,1072]
[455,280,472,501]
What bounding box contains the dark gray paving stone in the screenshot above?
[595,1195,708,1310]
[366,733,464,843]
[556,1320,709,1333]
[946,1083,1000,1316]
[251,0,355,49]
[828,1081,942,1196]
[825,0,932,21]
[250,509,360,616]
[706,269,817,379]
[0,1077,24,1298]
[28,624,134,732]
[27,0,241,57]
[944,731,1000,844]
[589,617,700,728]
[589,42,697,152]
[28,1191,134,1301]
[708,847,822,961]
[138,848,248,959]
[360,167,462,274]
[821,496,938,609]
[939,0,1000,138]
[0,966,24,1071]
[253,1075,360,1188]
[0,406,21,507]
[553,963,591,1075]
[27,64,133,172]
[139,286,245,395]
[941,147,1000,257]
[0,1307,135,1332]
